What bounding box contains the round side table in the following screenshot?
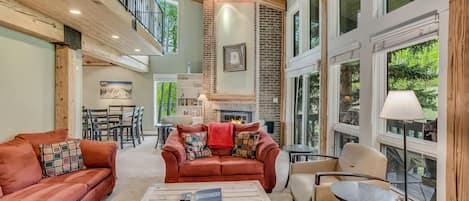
[331,181,396,201]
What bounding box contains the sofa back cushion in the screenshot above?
[177,124,207,137]
[15,129,69,158]
[233,122,260,132]
[0,139,42,195]
[337,143,387,180]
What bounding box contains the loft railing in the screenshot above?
[118,0,164,46]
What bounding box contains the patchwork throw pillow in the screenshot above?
[232,131,260,159]
[182,132,212,160]
[39,140,85,177]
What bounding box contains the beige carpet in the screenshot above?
[105,136,292,201]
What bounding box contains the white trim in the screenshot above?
[371,11,439,53]
[153,74,177,81]
[286,2,301,60]
[332,123,360,137]
[378,133,438,158]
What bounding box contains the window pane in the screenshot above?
[339,61,360,126]
[386,40,439,142]
[156,82,177,122]
[307,72,320,148]
[160,1,178,53]
[334,131,359,156]
[310,0,320,49]
[294,76,304,144]
[293,11,300,57]
[339,0,360,34]
[381,145,437,201]
[386,0,413,13]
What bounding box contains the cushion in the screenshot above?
[39,140,85,177]
[289,173,339,201]
[0,139,42,195]
[182,132,212,160]
[177,124,207,136]
[179,156,221,177]
[40,168,111,191]
[0,183,87,201]
[220,156,264,175]
[234,122,260,132]
[232,131,260,159]
[15,129,69,158]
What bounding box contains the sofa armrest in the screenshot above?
[256,131,279,162]
[0,186,3,198]
[80,140,117,177]
[290,159,338,175]
[315,171,388,185]
[255,131,280,192]
[162,131,186,163]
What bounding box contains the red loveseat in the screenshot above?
[0,129,117,201]
[162,129,280,192]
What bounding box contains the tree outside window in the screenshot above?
[386,40,439,142]
[339,61,360,126]
[310,0,320,49]
[307,72,320,148]
[159,0,178,53]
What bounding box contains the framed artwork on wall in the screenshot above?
[100,81,132,99]
[223,43,246,72]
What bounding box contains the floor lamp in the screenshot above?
[380,90,425,201]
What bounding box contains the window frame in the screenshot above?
[328,57,361,155]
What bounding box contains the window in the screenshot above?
[382,145,436,201]
[386,0,413,13]
[156,81,177,122]
[293,11,300,57]
[339,61,360,126]
[339,0,360,34]
[310,0,320,49]
[386,40,439,142]
[293,75,304,144]
[307,72,320,148]
[334,131,359,156]
[159,0,178,53]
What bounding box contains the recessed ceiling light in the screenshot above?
[134,49,141,52]
[111,35,119,39]
[69,9,81,15]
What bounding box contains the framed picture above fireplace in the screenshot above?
[223,43,246,72]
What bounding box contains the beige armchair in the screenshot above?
[289,143,390,201]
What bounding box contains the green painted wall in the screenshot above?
[0,26,55,142]
[150,0,203,74]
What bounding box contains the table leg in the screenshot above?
[285,152,292,188]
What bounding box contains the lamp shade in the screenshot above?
[379,90,425,120]
[197,94,208,102]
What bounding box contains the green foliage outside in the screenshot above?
[156,82,177,121]
[387,39,439,120]
[159,0,178,53]
[308,72,320,148]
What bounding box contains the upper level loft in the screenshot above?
[14,0,172,56]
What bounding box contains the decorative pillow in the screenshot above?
[233,122,260,132]
[232,131,261,159]
[182,132,212,160]
[39,140,85,177]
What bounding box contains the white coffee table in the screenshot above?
[140,180,271,201]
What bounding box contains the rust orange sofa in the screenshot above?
[162,129,280,192]
[0,129,117,201]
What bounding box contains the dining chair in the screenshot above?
[88,109,112,141]
[137,106,145,142]
[116,107,139,149]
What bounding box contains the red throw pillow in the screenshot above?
[0,139,42,195]
[176,124,207,136]
[234,122,260,132]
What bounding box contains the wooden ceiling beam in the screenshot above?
[0,0,64,42]
[82,35,149,72]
